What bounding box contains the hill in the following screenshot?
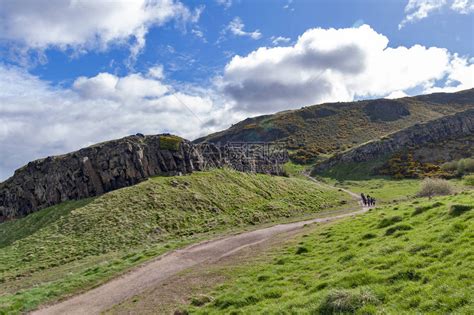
[186,190,474,314]
[0,168,348,314]
[312,108,474,179]
[196,89,474,163]
[0,134,287,221]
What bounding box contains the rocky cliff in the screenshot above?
[312,108,474,174]
[0,134,287,221]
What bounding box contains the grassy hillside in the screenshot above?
[187,190,474,314]
[0,168,348,314]
[196,89,473,163]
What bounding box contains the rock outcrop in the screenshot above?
[312,108,474,174]
[0,134,287,221]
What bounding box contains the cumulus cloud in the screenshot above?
[219,25,473,113]
[0,0,202,60]
[399,0,473,28]
[271,36,291,45]
[225,17,262,40]
[0,64,239,181]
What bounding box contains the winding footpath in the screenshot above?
[32,176,369,315]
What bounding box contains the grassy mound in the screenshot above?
[189,190,474,314]
[0,168,346,313]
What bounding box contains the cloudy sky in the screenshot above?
[0,0,473,180]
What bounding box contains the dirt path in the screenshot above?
[32,178,368,315]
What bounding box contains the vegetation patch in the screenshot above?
[159,135,182,151]
[417,178,452,198]
[449,204,473,216]
[318,288,380,314]
[385,224,413,236]
[464,174,474,186]
[0,169,346,314]
[189,191,473,314]
[378,216,403,228]
[412,201,443,216]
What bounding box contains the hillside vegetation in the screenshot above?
[196,89,473,163]
[0,168,348,314]
[187,190,474,314]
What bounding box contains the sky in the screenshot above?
[0,0,473,181]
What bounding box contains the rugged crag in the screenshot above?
[312,108,474,174]
[0,134,287,221]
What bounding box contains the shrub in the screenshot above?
[440,161,457,172]
[318,288,380,314]
[441,158,474,176]
[417,178,452,198]
[385,224,412,236]
[378,216,403,228]
[295,246,309,254]
[449,204,473,216]
[412,202,444,216]
[458,158,474,174]
[463,174,474,186]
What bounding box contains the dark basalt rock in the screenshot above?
[313,108,474,174]
[363,99,410,122]
[0,135,287,221]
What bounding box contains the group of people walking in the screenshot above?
[361,193,376,207]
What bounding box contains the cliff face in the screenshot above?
[312,108,474,174]
[0,134,287,221]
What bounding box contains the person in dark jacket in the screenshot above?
[361,193,367,206]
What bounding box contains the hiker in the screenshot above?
[361,193,367,206]
[366,195,372,206]
[371,197,376,207]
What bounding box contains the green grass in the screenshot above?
[0,198,94,248]
[312,159,424,203]
[159,135,183,151]
[0,168,346,314]
[329,177,422,203]
[282,161,309,179]
[188,190,474,314]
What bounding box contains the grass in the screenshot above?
[187,190,474,314]
[159,135,183,151]
[0,168,347,314]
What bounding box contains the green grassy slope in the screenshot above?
[189,190,474,314]
[0,168,348,314]
[196,89,473,162]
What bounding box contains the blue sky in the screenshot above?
[0,0,473,180]
[23,0,474,85]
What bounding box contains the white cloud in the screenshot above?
[0,0,202,59]
[225,17,262,40]
[271,36,291,46]
[385,90,409,99]
[451,0,474,13]
[283,0,294,11]
[219,24,473,113]
[399,0,473,28]
[148,64,165,79]
[216,0,232,9]
[0,64,239,181]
